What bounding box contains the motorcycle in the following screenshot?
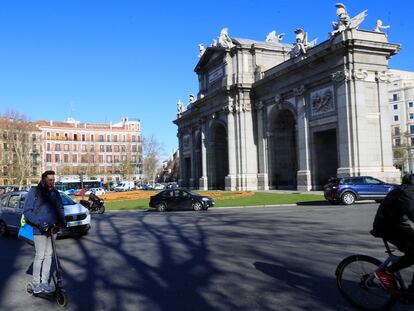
[80,194,105,214]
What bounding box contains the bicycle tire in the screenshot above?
[336,255,397,311]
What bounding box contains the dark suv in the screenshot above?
[323,176,398,205]
[149,189,214,212]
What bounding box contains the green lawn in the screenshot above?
[105,192,325,211]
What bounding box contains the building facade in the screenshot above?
[37,117,143,183]
[389,70,414,171]
[175,7,401,191]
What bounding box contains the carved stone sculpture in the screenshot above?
[331,3,368,36]
[373,19,390,32]
[265,30,285,43]
[198,43,206,58]
[290,28,317,58]
[177,99,183,116]
[217,27,235,49]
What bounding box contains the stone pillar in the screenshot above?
[225,98,237,190]
[256,101,269,190]
[177,130,185,187]
[199,120,208,190]
[189,128,196,189]
[295,86,312,191]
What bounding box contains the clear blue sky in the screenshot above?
[0,0,412,156]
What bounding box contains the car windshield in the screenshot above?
[59,192,76,205]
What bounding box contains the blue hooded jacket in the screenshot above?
[23,183,66,235]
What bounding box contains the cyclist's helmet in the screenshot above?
[402,174,414,185]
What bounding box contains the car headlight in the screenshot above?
[201,197,209,202]
[85,209,90,215]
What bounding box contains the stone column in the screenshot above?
[177,130,185,187]
[256,101,269,190]
[189,128,196,189]
[199,120,208,190]
[225,98,237,191]
[295,85,312,191]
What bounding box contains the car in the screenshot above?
[140,185,153,190]
[154,183,165,190]
[114,181,135,192]
[74,189,89,196]
[323,176,398,205]
[149,189,214,212]
[85,188,106,195]
[0,190,91,237]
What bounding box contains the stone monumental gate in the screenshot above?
[174,5,401,191]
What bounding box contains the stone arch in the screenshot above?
[268,104,298,189]
[208,121,229,190]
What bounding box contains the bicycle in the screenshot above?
[335,231,414,311]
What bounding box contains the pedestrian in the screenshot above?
[23,170,66,294]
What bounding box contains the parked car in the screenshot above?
[140,184,153,191]
[63,189,77,195]
[149,189,214,212]
[154,183,165,190]
[74,189,89,196]
[323,176,398,205]
[85,188,106,195]
[0,190,91,237]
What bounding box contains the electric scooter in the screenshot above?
[26,225,68,307]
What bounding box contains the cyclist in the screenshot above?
[372,174,414,294]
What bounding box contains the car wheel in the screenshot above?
[0,221,9,237]
[192,202,203,211]
[341,192,356,205]
[156,203,166,212]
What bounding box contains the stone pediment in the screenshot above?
[195,47,226,73]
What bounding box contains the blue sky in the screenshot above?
[0,0,412,156]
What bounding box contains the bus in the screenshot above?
[55,179,102,191]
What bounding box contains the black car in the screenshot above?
[149,189,214,212]
[323,176,398,205]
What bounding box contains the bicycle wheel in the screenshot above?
[336,255,397,311]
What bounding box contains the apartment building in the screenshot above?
[389,69,414,171]
[36,117,143,182]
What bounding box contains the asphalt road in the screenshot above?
[0,203,412,311]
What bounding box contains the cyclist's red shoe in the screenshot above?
[374,270,397,295]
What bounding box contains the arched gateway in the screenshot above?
[175,5,400,190]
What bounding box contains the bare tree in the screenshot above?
[0,110,37,187]
[143,135,164,187]
[119,159,135,180]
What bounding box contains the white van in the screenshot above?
[114,181,135,192]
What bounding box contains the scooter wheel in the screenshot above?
[26,282,33,296]
[55,290,68,307]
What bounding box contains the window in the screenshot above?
[47,143,51,151]
[410,113,414,120]
[81,155,87,163]
[64,154,69,163]
[64,133,68,139]
[394,115,399,122]
[114,155,119,163]
[132,145,137,152]
[411,125,414,134]
[106,155,112,163]
[411,137,414,146]
[64,144,69,151]
[352,177,365,184]
[82,134,86,141]
[395,138,401,146]
[55,154,60,162]
[74,134,78,141]
[100,145,104,152]
[73,144,78,152]
[106,145,112,152]
[393,104,398,110]
[121,145,126,152]
[73,155,78,163]
[364,177,382,185]
[394,127,400,136]
[47,132,51,137]
[132,135,136,142]
[32,134,36,141]
[8,195,20,209]
[91,134,94,141]
[99,135,104,142]
[114,145,119,152]
[393,93,399,101]
[90,155,95,163]
[90,145,95,152]
[99,155,104,163]
[122,135,126,142]
[410,102,414,108]
[132,155,137,162]
[114,135,118,142]
[46,154,52,162]
[107,135,110,142]
[55,144,61,151]
[82,145,87,152]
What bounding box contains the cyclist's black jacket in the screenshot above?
[373,184,414,235]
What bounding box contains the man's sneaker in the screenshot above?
[42,283,55,294]
[32,283,43,294]
[374,270,397,294]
